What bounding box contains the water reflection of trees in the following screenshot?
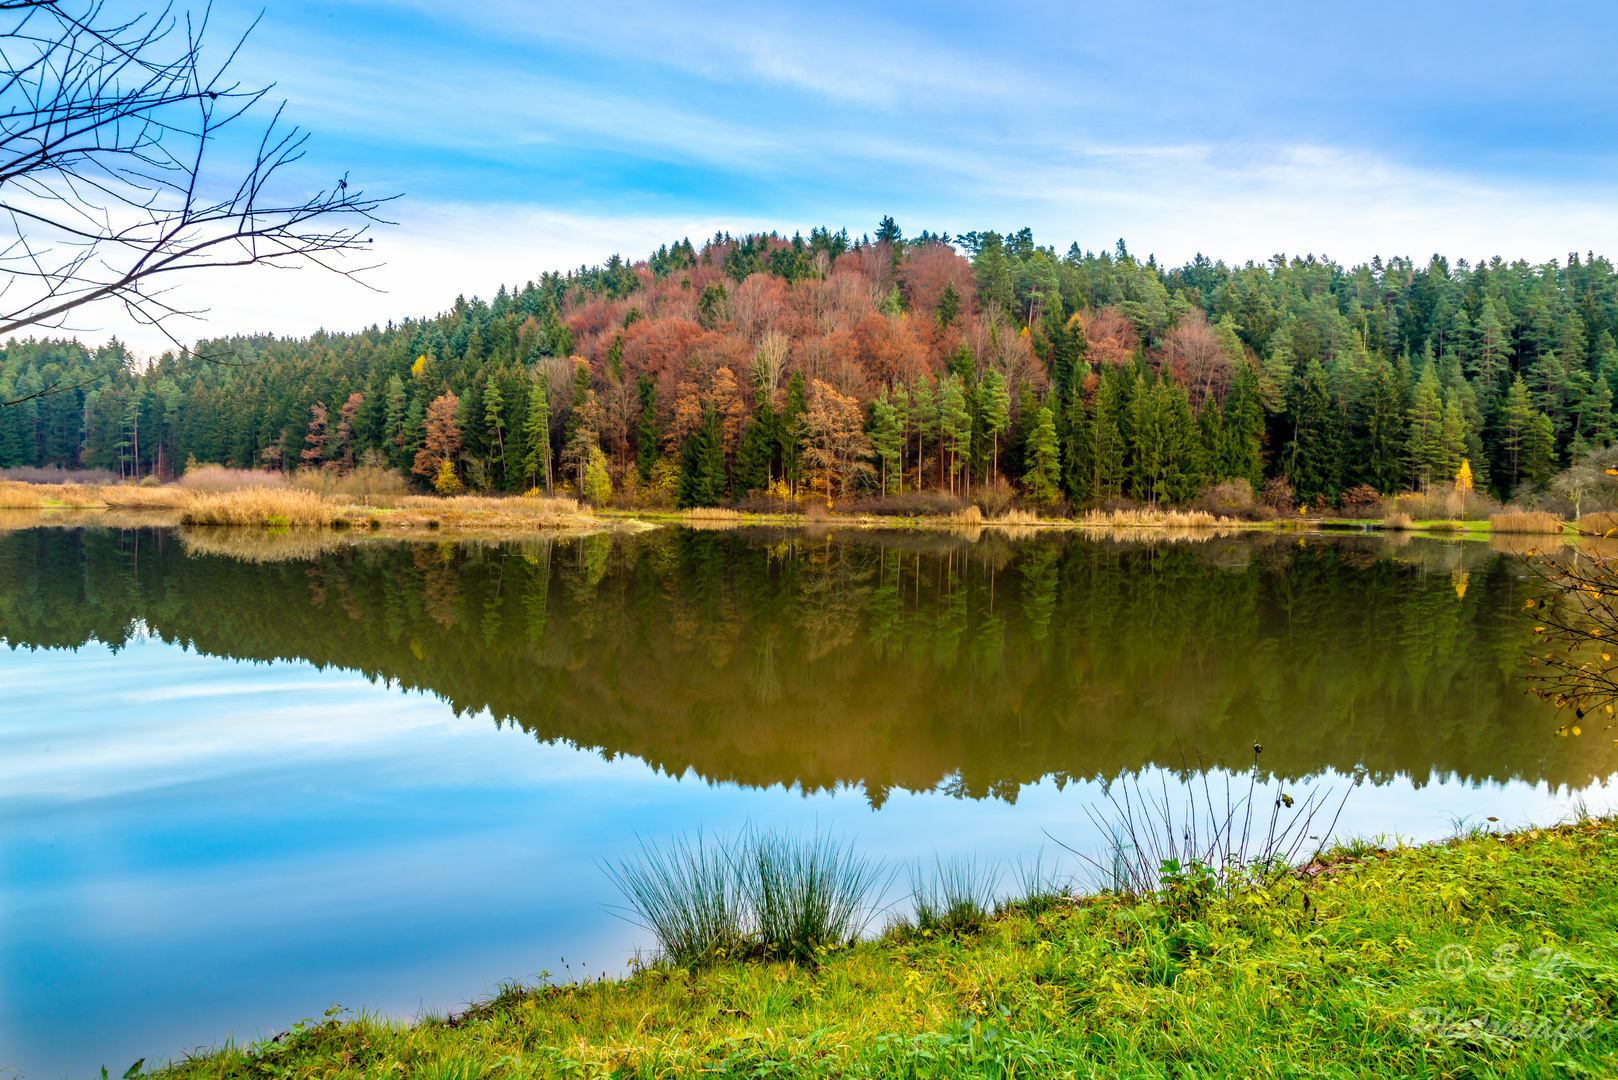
[1,525,1609,804]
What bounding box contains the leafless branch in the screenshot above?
[0,0,396,404]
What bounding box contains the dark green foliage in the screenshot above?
[636,373,658,482]
[678,406,727,507]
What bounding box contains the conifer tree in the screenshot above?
[1220,363,1265,488]
[1499,376,1536,492]
[1022,404,1062,502]
[940,374,970,494]
[1285,359,1341,500]
[980,368,1010,480]
[678,405,726,507]
[384,375,407,469]
[1405,365,1448,488]
[1353,360,1405,493]
[484,377,507,487]
[868,388,903,494]
[909,375,938,489]
[523,377,551,491]
[779,370,806,494]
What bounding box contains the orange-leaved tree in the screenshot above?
[413,392,461,484]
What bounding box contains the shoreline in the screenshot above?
[139,815,1618,1078]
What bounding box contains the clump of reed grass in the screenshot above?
[1381,510,1413,530]
[1071,761,1351,901]
[177,526,353,563]
[948,504,983,524]
[604,828,888,967]
[180,487,336,526]
[908,856,1000,936]
[993,508,1043,527]
[0,479,105,507]
[102,484,192,509]
[680,506,741,521]
[1003,852,1073,918]
[604,831,749,967]
[1490,510,1563,534]
[0,480,42,508]
[1079,508,1225,528]
[743,828,887,963]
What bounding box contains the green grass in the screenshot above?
[144,815,1618,1079]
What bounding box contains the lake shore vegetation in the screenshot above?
[141,814,1618,1079]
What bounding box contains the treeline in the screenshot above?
[2,219,1615,505]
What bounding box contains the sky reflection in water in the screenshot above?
[1,525,1613,1077]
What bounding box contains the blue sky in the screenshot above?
[87,0,1618,350]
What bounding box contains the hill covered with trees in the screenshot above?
[1,219,1611,508]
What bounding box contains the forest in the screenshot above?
[1,219,1612,509]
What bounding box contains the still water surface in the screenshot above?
[2,523,1613,1077]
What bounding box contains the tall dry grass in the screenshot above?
[1490,510,1563,534]
[1080,508,1227,528]
[992,508,1044,526]
[180,487,337,526]
[1578,511,1618,537]
[178,526,353,563]
[0,480,104,507]
[1382,511,1413,531]
[289,465,406,501]
[102,485,192,509]
[681,507,741,521]
[178,466,286,492]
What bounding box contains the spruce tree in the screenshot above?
[522,378,551,491]
[1405,365,1447,488]
[1220,362,1266,489]
[1353,360,1405,493]
[980,368,1010,480]
[678,405,726,507]
[1022,404,1063,503]
[1285,359,1341,501]
[483,377,507,487]
[384,375,406,469]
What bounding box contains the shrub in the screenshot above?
[1340,484,1382,515]
[1193,478,1254,515]
[1259,476,1295,511]
[972,476,1015,518]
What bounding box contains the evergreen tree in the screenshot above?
[383,375,407,469]
[1405,365,1448,488]
[1499,375,1536,492]
[1586,373,1615,448]
[1219,362,1265,488]
[868,388,903,494]
[940,374,971,494]
[1022,404,1063,503]
[1353,360,1405,493]
[936,281,960,329]
[678,405,727,507]
[522,377,551,491]
[1285,359,1341,501]
[910,375,938,489]
[483,377,507,487]
[980,368,1010,479]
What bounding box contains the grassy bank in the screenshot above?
[146,818,1618,1079]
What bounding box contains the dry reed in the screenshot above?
[1080,508,1224,528]
[0,480,103,507]
[180,487,337,526]
[178,466,287,492]
[1578,511,1618,537]
[101,485,193,509]
[680,507,742,521]
[948,505,984,524]
[1382,511,1413,531]
[1490,510,1563,534]
[178,526,353,563]
[992,508,1044,527]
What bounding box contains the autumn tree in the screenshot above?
[413,391,461,482]
[301,402,328,467]
[799,379,873,499]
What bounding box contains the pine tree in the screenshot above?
[936,281,960,329]
[1405,365,1448,488]
[980,368,1010,480]
[1091,368,1128,500]
[1219,362,1265,488]
[940,374,971,494]
[1353,360,1405,493]
[1440,396,1469,480]
[1586,373,1615,449]
[1525,411,1556,488]
[1285,359,1341,501]
[522,377,551,491]
[484,377,507,487]
[1022,404,1063,503]
[1499,375,1536,492]
[868,388,903,494]
[909,375,938,489]
[383,375,407,469]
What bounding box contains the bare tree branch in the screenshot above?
[0,0,396,406]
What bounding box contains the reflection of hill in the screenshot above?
[1,526,1607,802]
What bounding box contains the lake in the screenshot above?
[2,520,1612,1077]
